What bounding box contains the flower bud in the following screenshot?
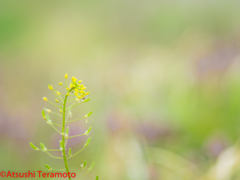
[48,85,53,90]
[43,97,47,101]
[65,74,68,78]
[59,82,62,85]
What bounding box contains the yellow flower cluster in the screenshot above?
[66,75,90,101]
[43,74,90,103]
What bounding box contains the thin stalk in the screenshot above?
[67,146,85,160]
[62,95,71,180]
[67,134,85,139]
[67,117,84,123]
[50,124,62,134]
[39,149,62,152]
[50,112,62,117]
[46,152,63,159]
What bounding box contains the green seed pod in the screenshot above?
[69,148,72,156]
[86,112,93,118]
[59,140,63,150]
[88,162,95,171]
[96,176,99,180]
[40,142,47,151]
[83,160,87,168]
[84,137,91,147]
[65,126,69,136]
[46,114,51,123]
[83,99,90,103]
[42,110,46,120]
[85,126,92,135]
[45,164,51,170]
[30,142,39,150]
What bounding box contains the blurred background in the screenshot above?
[1,0,240,179]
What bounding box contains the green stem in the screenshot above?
[62,95,71,180]
[67,117,84,123]
[67,134,85,139]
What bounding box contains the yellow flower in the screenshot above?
[69,83,73,88]
[43,97,48,101]
[46,109,51,113]
[85,92,90,96]
[74,89,78,93]
[59,82,62,85]
[56,91,60,95]
[59,109,63,114]
[48,85,53,90]
[67,93,70,96]
[77,95,81,99]
[55,99,59,103]
[66,87,69,91]
[81,87,86,90]
[65,74,68,78]
[78,80,82,84]
[74,92,78,96]
[72,76,77,82]
[43,116,46,120]
[80,90,85,94]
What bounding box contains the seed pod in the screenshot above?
[40,143,47,151]
[65,127,69,137]
[69,148,72,156]
[96,176,99,180]
[85,112,93,118]
[84,137,91,147]
[42,110,46,120]
[59,140,63,150]
[30,142,39,150]
[85,126,92,135]
[46,114,51,123]
[83,99,90,103]
[83,160,87,168]
[45,164,51,170]
[88,162,95,171]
